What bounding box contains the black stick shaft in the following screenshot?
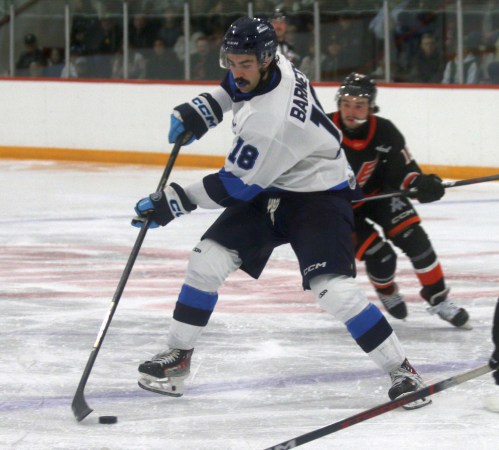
[264,364,492,450]
[71,135,185,422]
[354,173,499,203]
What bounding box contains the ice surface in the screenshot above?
[1,160,499,450]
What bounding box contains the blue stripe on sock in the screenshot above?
[178,284,218,311]
[346,303,384,339]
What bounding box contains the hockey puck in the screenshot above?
[98,415,118,424]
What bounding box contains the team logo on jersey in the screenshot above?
[375,144,392,153]
[356,158,378,187]
[390,196,408,213]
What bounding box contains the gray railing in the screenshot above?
[1,0,498,85]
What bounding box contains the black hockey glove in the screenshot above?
[490,298,499,385]
[490,348,499,385]
[131,183,197,228]
[409,174,445,203]
[168,93,223,144]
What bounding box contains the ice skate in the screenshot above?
[377,284,407,319]
[425,289,471,329]
[388,359,432,410]
[138,348,193,396]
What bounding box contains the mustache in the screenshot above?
[235,77,249,88]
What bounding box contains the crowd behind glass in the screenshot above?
[1,0,498,84]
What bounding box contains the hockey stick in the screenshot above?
[71,133,190,422]
[264,363,492,450]
[353,173,499,203]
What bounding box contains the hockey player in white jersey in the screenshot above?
[132,16,431,409]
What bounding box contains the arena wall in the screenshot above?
[1,78,498,178]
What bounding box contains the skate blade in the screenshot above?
[138,375,185,397]
[401,397,432,410]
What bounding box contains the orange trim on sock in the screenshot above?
[416,263,444,286]
[387,216,421,238]
[356,231,379,261]
[370,280,395,291]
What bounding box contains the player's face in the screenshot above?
[339,96,370,129]
[226,53,265,93]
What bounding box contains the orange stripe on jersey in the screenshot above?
[401,172,420,190]
[331,113,377,151]
[356,231,379,260]
[387,216,421,238]
[353,188,382,209]
[416,263,444,285]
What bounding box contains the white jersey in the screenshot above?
[184,55,357,208]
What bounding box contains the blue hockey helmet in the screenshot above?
[220,17,278,69]
[336,72,379,112]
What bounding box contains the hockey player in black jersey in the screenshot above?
[327,72,471,329]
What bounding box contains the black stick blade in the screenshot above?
[72,387,93,422]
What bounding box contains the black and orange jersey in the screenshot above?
[328,112,422,198]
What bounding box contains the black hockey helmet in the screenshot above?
[219,17,278,69]
[336,72,379,113]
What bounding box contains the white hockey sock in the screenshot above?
[167,319,204,350]
[367,332,406,373]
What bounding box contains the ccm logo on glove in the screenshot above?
[132,183,197,228]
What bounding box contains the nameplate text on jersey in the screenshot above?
[289,66,309,125]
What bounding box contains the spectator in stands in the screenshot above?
[394,0,441,72]
[321,35,347,81]
[156,8,183,49]
[442,31,482,84]
[271,9,301,65]
[86,15,123,78]
[87,15,123,55]
[16,33,46,76]
[61,46,89,78]
[112,45,147,79]
[299,42,325,81]
[44,48,65,77]
[330,12,366,74]
[191,35,225,81]
[146,38,182,80]
[70,0,98,54]
[129,13,158,51]
[489,61,499,83]
[483,32,499,83]
[29,61,44,78]
[409,32,444,83]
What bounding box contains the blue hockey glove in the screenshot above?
[131,183,197,228]
[168,113,196,145]
[409,174,445,203]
